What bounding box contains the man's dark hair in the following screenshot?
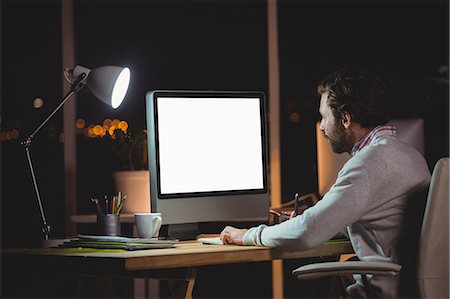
[317,66,390,128]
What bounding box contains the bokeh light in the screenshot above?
[108,125,116,137]
[76,118,86,129]
[112,119,120,128]
[118,121,128,131]
[77,118,131,138]
[93,125,103,136]
[33,97,44,109]
[103,118,112,128]
[289,112,300,123]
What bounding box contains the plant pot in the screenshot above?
[112,170,150,213]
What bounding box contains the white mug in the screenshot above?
[135,213,162,238]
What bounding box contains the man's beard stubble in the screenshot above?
[326,124,352,154]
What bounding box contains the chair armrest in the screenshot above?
[293,261,402,280]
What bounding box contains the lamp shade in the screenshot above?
[72,65,130,109]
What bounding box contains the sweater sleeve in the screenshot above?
[242,160,372,251]
[242,224,268,246]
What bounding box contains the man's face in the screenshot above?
[319,93,352,154]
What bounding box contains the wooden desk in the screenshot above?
[3,240,352,273]
[3,240,352,298]
[65,215,355,297]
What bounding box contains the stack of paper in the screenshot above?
[57,234,178,251]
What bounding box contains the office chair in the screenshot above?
[292,157,449,298]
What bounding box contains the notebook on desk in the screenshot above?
[56,235,178,251]
[77,234,178,244]
[58,240,175,251]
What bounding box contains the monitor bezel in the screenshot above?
[146,90,270,225]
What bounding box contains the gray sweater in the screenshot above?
[242,129,431,298]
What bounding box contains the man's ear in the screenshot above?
[341,111,352,129]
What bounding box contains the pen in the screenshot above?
[104,195,109,215]
[117,191,122,208]
[294,192,299,217]
[116,195,127,214]
[91,198,103,215]
[112,196,116,214]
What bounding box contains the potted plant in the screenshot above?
[110,128,151,213]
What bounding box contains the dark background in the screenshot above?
[1,0,448,297]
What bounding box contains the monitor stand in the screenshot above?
[166,223,201,240]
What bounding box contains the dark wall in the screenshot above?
[1,1,64,244]
[278,0,449,200]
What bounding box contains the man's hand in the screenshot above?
[219,226,248,245]
[290,210,296,219]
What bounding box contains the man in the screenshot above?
[220,67,431,298]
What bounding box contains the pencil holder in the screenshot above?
[97,214,121,236]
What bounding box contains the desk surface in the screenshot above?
[3,240,353,275]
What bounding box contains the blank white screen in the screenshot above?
[157,97,264,194]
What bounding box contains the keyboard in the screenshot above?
[197,237,223,245]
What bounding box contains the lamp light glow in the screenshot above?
[111,67,131,109]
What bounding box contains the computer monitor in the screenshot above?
[316,118,425,197]
[146,90,270,228]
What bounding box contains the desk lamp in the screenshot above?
[22,65,131,240]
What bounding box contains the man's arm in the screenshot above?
[220,159,372,250]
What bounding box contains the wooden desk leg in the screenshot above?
[184,268,197,299]
[272,260,284,299]
[165,268,197,299]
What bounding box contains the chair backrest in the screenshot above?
[417,157,449,298]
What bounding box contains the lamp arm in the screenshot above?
[29,72,87,139]
[24,146,51,239]
[21,72,87,239]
